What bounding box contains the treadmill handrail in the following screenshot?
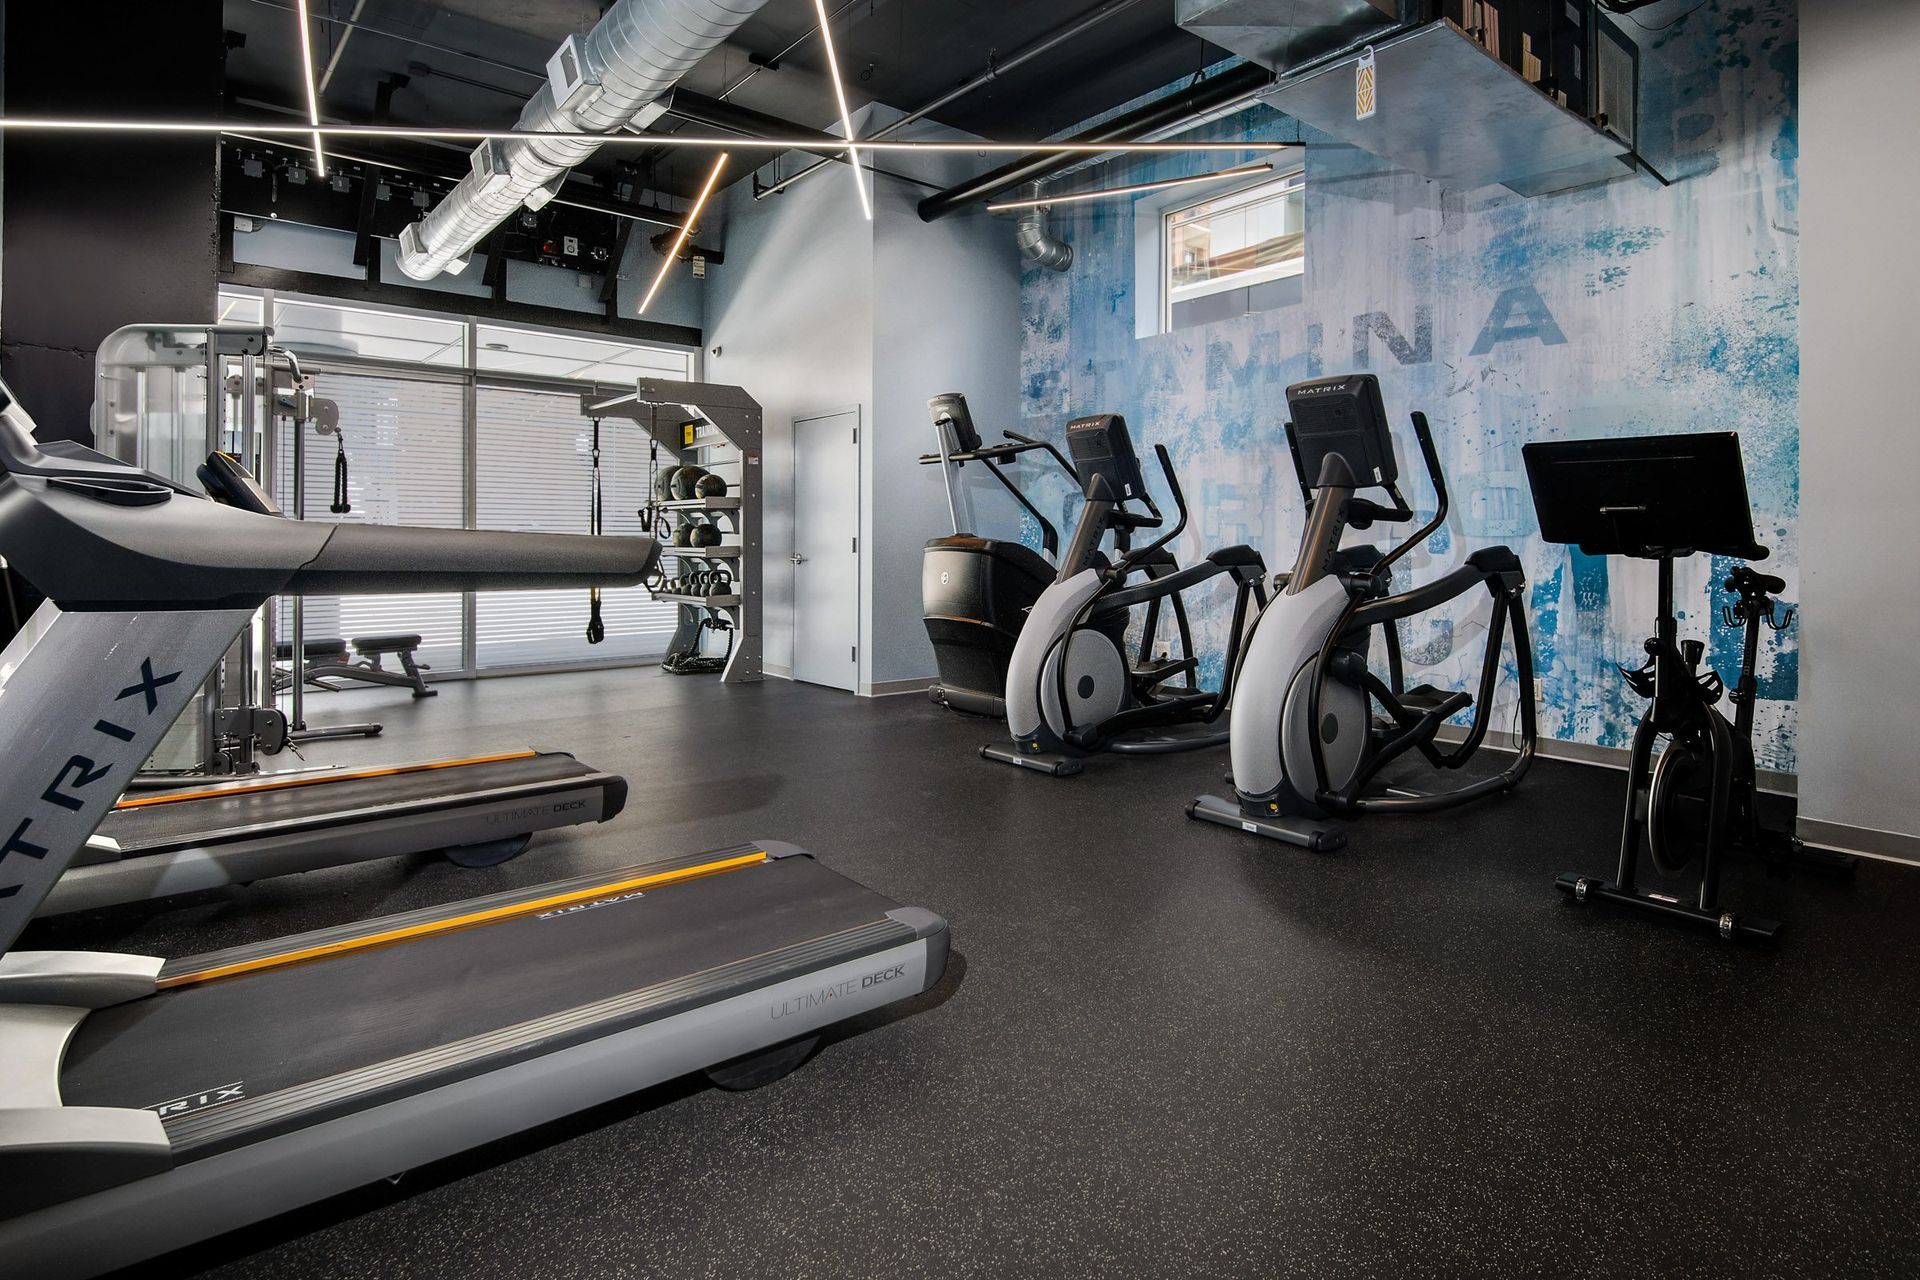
[0,380,659,610]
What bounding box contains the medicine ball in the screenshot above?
[671,522,694,547]
[654,467,679,503]
[690,518,722,547]
[694,473,728,498]
[671,466,709,500]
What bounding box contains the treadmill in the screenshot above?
[35,451,629,916]
[0,385,950,1278]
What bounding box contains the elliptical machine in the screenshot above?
[1523,431,1854,943]
[920,392,1081,717]
[1189,374,1538,850]
[985,412,1268,776]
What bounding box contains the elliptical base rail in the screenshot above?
[1186,792,1347,851]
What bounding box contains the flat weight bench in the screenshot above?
[275,632,436,698]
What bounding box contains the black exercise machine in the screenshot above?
[919,391,1082,717]
[1524,431,1854,943]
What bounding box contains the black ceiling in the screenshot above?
[221,0,1225,202]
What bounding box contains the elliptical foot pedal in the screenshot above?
[1187,793,1347,851]
[980,744,1082,776]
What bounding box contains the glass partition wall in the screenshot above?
[225,287,697,679]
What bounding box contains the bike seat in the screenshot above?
[1727,565,1786,595]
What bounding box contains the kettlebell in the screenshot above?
[671,466,709,501]
[694,473,728,499]
[707,567,733,594]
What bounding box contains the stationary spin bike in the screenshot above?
[985,412,1268,776]
[1524,432,1854,943]
[1189,374,1538,850]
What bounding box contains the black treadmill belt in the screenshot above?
[97,753,605,853]
[59,856,899,1121]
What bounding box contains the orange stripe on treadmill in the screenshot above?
[115,750,542,810]
[158,850,770,990]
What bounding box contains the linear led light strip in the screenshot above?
[293,0,326,177]
[985,162,1285,211]
[812,0,870,220]
[639,152,728,316]
[0,118,1265,154]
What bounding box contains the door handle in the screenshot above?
[790,553,807,564]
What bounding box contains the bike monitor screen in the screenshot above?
[1065,413,1146,502]
[1285,373,1398,490]
[1523,432,1765,560]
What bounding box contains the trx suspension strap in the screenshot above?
[586,417,606,645]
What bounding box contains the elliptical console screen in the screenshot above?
[1286,373,1398,489]
[927,392,982,454]
[1065,413,1146,502]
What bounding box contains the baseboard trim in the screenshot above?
[860,676,936,699]
[763,663,792,680]
[1794,817,1920,867]
[1433,725,1798,796]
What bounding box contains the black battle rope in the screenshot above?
[586,417,606,645]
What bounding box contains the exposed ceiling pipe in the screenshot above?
[754,0,1153,202]
[916,60,1274,222]
[395,0,772,281]
[1012,182,1073,271]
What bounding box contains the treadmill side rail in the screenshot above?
[0,924,947,1280]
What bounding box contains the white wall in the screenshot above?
[704,110,1022,694]
[868,117,1024,686]
[704,153,876,678]
[1796,0,1920,858]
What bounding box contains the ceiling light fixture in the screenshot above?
[639,152,728,316]
[293,0,327,177]
[811,0,871,221]
[0,118,1267,155]
[985,162,1282,211]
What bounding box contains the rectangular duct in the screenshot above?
[1176,0,1404,74]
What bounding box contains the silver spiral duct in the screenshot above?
[1013,183,1073,272]
[395,0,770,281]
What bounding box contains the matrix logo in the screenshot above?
[769,964,907,1021]
[151,1081,246,1119]
[0,657,181,902]
[537,888,646,920]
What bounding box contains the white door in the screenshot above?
[791,409,861,690]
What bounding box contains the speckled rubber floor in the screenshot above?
[24,671,1919,1279]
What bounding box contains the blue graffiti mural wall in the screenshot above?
[1014,1,1800,770]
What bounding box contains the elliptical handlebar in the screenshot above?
[1110,445,1188,580]
[1373,411,1450,579]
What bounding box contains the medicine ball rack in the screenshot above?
[581,377,763,683]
